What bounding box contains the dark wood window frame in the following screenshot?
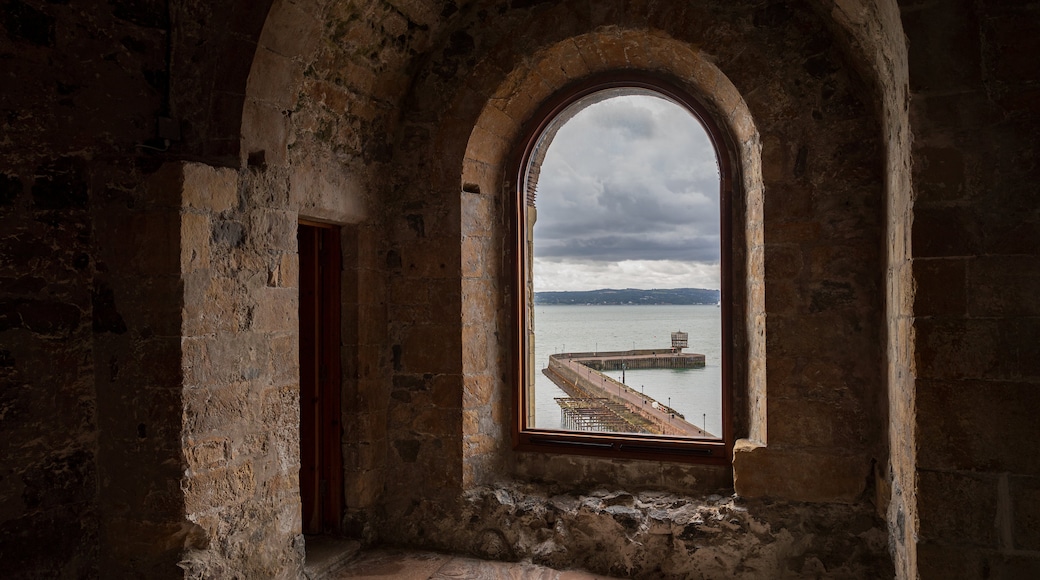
[510,72,734,464]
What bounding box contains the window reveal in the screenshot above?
[512,74,734,463]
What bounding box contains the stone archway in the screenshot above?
[459,30,765,490]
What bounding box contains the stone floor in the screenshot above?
[327,548,624,580]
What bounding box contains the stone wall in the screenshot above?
[457,483,891,579]
[425,0,885,505]
[903,0,1040,576]
[175,163,304,578]
[0,0,176,575]
[339,0,894,571]
[2,0,1039,578]
[0,152,99,577]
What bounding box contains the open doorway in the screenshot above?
[298,222,343,535]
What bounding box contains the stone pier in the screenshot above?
[544,352,713,438]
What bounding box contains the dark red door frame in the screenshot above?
[298,222,343,535]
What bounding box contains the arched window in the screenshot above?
[512,74,733,463]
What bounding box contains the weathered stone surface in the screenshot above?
[438,484,892,579]
[733,440,870,503]
[1,0,1037,578]
[916,470,999,547]
[183,164,239,214]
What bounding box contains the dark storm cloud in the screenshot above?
[536,233,721,262]
[585,99,657,139]
[533,94,720,266]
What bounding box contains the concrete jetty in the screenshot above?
[556,348,705,370]
[543,349,714,438]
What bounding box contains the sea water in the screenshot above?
[532,304,723,438]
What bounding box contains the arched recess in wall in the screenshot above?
[459,30,766,487]
[169,0,278,164]
[240,0,325,170]
[240,0,374,224]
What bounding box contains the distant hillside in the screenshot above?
[534,288,720,305]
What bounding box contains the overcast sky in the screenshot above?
[533,94,720,292]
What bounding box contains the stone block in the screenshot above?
[396,323,462,375]
[247,47,303,110]
[241,101,289,168]
[463,127,509,175]
[119,276,183,338]
[461,238,484,280]
[249,209,297,252]
[431,373,462,409]
[917,469,998,547]
[661,462,733,492]
[183,384,254,437]
[809,243,876,283]
[260,383,300,434]
[230,433,267,462]
[394,237,461,280]
[461,191,493,238]
[268,332,299,386]
[983,13,1040,84]
[129,211,180,276]
[570,33,610,75]
[464,430,494,460]
[967,255,1040,317]
[189,273,246,336]
[732,440,869,503]
[590,459,663,489]
[914,318,1000,381]
[916,543,984,580]
[344,469,382,507]
[461,278,495,325]
[985,552,1040,579]
[769,220,823,245]
[763,244,802,279]
[765,313,866,370]
[913,258,966,317]
[477,102,521,143]
[183,462,257,516]
[917,379,1040,475]
[901,0,982,93]
[251,287,297,333]
[260,0,321,59]
[268,252,298,288]
[913,145,966,203]
[183,163,239,213]
[589,31,627,70]
[180,212,211,274]
[351,305,382,348]
[356,345,386,381]
[767,397,867,450]
[406,404,460,438]
[912,206,981,258]
[1001,318,1040,380]
[462,324,489,374]
[462,375,495,409]
[99,517,201,579]
[124,337,182,389]
[984,214,1040,257]
[186,439,230,470]
[1011,476,1040,551]
[460,159,497,196]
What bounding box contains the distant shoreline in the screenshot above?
[534,287,720,306]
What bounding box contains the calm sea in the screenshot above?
[532,304,723,437]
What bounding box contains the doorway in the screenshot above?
[298,222,343,535]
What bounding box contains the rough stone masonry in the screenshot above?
[1,0,1038,578]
